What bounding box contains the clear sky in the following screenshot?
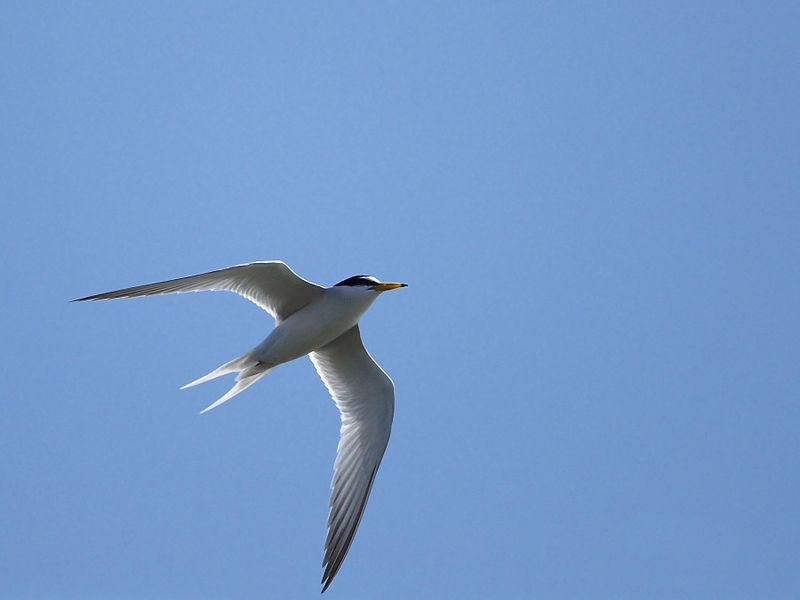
[2,2,799,598]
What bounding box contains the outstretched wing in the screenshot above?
[74,261,323,321]
[309,325,395,592]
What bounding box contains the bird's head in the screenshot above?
[334,275,407,293]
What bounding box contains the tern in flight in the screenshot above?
[75,261,407,592]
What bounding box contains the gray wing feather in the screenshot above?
[74,261,323,321]
[309,325,394,592]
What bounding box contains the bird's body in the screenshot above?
[253,284,379,367]
[75,261,406,592]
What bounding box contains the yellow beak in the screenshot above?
[371,282,408,292]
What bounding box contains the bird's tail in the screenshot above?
[181,353,272,414]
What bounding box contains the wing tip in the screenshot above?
[320,551,340,592]
[71,292,125,302]
[321,565,340,593]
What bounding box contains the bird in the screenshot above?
[74,260,407,592]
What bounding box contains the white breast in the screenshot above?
[253,286,378,366]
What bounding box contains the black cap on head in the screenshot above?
[334,275,380,287]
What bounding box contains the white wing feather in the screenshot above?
[74,260,323,321]
[309,325,394,592]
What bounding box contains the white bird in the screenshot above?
[75,261,407,592]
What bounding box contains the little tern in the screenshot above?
[75,261,407,592]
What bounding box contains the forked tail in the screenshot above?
[181,353,272,413]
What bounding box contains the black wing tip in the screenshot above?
[320,563,337,593]
[71,291,135,302]
[321,555,346,593]
[321,571,336,593]
[71,293,107,302]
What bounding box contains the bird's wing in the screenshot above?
[309,325,395,592]
[74,261,323,321]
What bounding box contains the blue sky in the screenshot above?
[2,2,799,598]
